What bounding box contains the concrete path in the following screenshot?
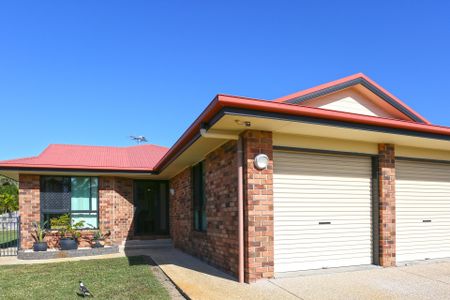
[124,247,298,300]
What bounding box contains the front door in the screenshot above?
[134,181,169,236]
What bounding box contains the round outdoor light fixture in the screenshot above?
[254,154,269,170]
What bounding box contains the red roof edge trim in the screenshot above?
[155,94,450,172]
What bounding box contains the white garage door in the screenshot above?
[397,160,450,263]
[273,151,373,273]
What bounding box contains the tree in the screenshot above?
[0,176,19,215]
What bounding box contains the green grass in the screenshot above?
[0,256,170,300]
[0,230,17,244]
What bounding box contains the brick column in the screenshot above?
[378,144,396,266]
[242,130,274,282]
[18,174,40,249]
[99,177,134,245]
[99,177,114,243]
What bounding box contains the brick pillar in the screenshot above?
[99,177,114,243]
[378,144,396,266]
[18,174,40,249]
[113,177,134,242]
[242,130,274,282]
[99,177,134,245]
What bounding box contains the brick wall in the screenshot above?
[242,131,274,282]
[18,174,40,249]
[101,177,135,243]
[170,140,239,276]
[18,175,134,249]
[378,144,396,266]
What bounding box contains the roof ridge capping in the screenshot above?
[46,143,168,149]
[273,73,430,124]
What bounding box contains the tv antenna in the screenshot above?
[129,135,148,144]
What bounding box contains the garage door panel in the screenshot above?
[397,225,450,232]
[275,237,372,248]
[274,177,371,185]
[277,257,371,273]
[275,229,371,239]
[274,208,370,214]
[276,228,371,238]
[274,151,372,273]
[396,160,450,263]
[275,220,371,226]
[275,241,372,253]
[275,249,371,261]
[398,239,450,247]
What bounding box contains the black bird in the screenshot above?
[78,281,93,297]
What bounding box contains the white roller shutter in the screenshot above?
[396,160,450,263]
[273,151,373,273]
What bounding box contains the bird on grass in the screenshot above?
[78,280,93,297]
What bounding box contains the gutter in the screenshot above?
[199,127,239,140]
[0,166,158,175]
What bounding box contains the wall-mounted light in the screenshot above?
[169,188,175,196]
[254,154,269,170]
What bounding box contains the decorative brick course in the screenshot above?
[19,175,134,249]
[378,144,396,267]
[169,140,239,277]
[242,130,274,282]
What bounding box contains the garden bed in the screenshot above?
[17,245,119,260]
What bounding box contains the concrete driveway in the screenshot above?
[268,261,450,300]
[125,245,450,300]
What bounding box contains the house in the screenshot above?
[1,73,450,283]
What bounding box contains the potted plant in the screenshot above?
[50,214,85,250]
[91,230,110,248]
[31,221,48,251]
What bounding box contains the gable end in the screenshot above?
[283,77,425,123]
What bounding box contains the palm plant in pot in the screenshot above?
[31,221,48,252]
[91,230,111,248]
[50,214,85,250]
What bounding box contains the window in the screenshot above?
[41,176,98,229]
[192,162,206,231]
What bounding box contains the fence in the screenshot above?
[0,216,20,256]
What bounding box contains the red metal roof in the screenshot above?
[0,144,169,171]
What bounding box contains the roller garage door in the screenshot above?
[273,151,373,273]
[396,159,450,263]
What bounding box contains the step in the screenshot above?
[122,239,173,249]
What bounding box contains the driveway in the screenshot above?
[268,261,450,300]
[126,246,450,300]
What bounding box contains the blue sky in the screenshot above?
[1,1,449,160]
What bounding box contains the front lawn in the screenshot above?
[0,229,17,244]
[0,230,17,248]
[0,256,170,299]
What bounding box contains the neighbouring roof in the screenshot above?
[1,73,450,175]
[0,144,169,172]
